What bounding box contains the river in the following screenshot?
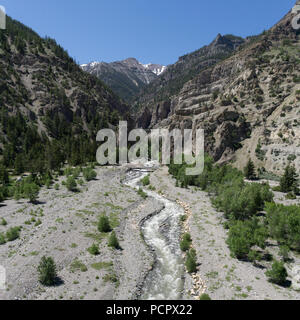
[124,169,185,300]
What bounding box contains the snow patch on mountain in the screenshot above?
[141,63,167,76]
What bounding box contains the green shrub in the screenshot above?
[6,227,20,242]
[108,231,120,249]
[199,293,211,300]
[34,219,42,227]
[103,273,118,284]
[98,215,111,233]
[38,256,57,286]
[54,183,59,190]
[265,202,300,251]
[72,167,81,179]
[255,142,266,160]
[170,156,272,208]
[13,178,40,203]
[227,219,266,259]
[64,167,73,177]
[286,192,296,200]
[279,245,290,262]
[180,233,192,252]
[70,259,88,272]
[272,186,281,192]
[87,244,100,255]
[66,176,77,192]
[137,188,147,199]
[141,175,150,186]
[214,182,273,220]
[0,218,7,226]
[0,233,6,245]
[265,260,288,285]
[248,250,262,264]
[180,215,187,222]
[83,167,97,182]
[186,249,197,273]
[45,179,52,189]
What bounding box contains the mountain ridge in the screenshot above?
[81,58,166,102]
[136,7,300,176]
[134,33,246,115]
[0,15,130,172]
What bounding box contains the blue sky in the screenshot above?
[0,0,296,65]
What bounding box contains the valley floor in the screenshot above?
[0,165,299,300]
[0,166,160,300]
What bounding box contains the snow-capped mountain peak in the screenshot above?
[141,63,166,76]
[80,58,167,101]
[80,61,101,69]
[81,59,166,76]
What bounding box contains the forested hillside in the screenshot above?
[0,16,130,175]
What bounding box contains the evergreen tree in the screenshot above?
[280,165,299,194]
[244,159,256,180]
[108,231,120,249]
[185,249,197,273]
[66,176,77,192]
[98,215,111,233]
[14,154,24,175]
[23,182,40,203]
[180,233,192,252]
[38,256,57,286]
[0,164,9,185]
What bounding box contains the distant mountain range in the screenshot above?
[81,58,166,101]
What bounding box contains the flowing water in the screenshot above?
[124,169,185,300]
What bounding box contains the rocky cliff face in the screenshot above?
[81,58,166,102]
[135,34,245,110]
[137,8,300,176]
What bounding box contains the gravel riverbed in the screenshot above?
[1,165,299,300]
